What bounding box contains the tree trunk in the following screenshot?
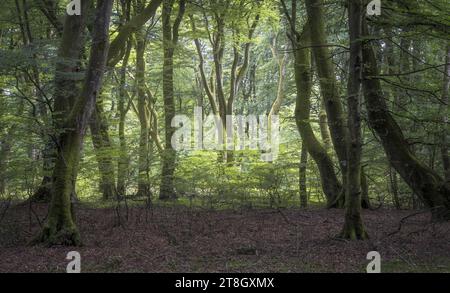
[389,166,401,209]
[360,166,371,209]
[319,100,332,153]
[0,139,11,195]
[135,22,151,199]
[33,0,162,202]
[340,0,368,240]
[117,39,132,196]
[441,46,450,182]
[306,0,348,208]
[160,0,185,200]
[31,0,90,203]
[34,0,113,246]
[361,19,450,221]
[291,23,342,207]
[299,142,308,208]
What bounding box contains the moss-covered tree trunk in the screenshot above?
[340,0,368,240]
[318,100,332,153]
[117,38,132,196]
[135,20,151,199]
[288,17,342,206]
[160,0,185,200]
[361,19,450,221]
[31,0,90,203]
[34,0,113,246]
[306,0,348,208]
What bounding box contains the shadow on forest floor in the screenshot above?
[0,202,449,272]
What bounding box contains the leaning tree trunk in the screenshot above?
[31,0,90,203]
[361,19,450,221]
[306,0,348,208]
[291,23,342,207]
[282,0,343,207]
[340,0,368,240]
[34,0,113,246]
[33,0,162,203]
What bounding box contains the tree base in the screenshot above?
[339,223,369,240]
[31,223,82,247]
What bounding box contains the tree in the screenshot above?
[305,0,349,208]
[30,0,86,202]
[282,0,342,207]
[34,0,113,245]
[299,142,308,208]
[116,0,133,196]
[134,0,152,199]
[90,98,116,200]
[361,18,450,221]
[340,0,368,240]
[159,0,186,200]
[190,0,260,163]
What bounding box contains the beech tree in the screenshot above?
[282,0,342,207]
[361,18,450,221]
[340,0,368,240]
[159,0,186,200]
[34,0,113,245]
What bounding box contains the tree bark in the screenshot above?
[318,100,332,153]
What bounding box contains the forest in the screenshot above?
[0,0,449,273]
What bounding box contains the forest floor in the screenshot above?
[0,201,449,273]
